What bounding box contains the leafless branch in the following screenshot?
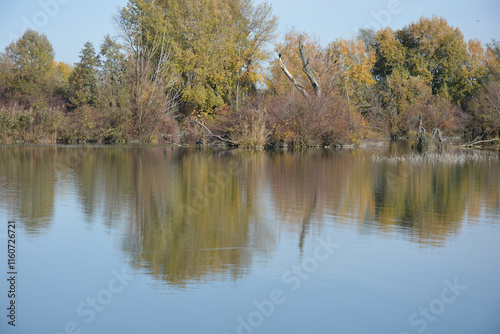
[278,53,310,99]
[192,118,239,146]
[460,137,500,147]
[299,36,321,97]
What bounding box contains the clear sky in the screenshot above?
[1,0,499,65]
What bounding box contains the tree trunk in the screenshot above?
[278,55,310,99]
[278,35,322,99]
[299,36,321,97]
[432,128,444,145]
[417,114,423,141]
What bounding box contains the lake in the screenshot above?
[0,144,499,334]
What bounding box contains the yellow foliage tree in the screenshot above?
[266,29,326,97]
[326,37,376,108]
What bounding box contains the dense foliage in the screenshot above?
[0,4,499,145]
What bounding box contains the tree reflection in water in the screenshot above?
[0,145,498,285]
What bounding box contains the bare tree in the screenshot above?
[278,35,321,99]
[299,36,321,97]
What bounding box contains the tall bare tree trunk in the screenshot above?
[278,35,321,99]
[278,54,310,99]
[299,36,321,97]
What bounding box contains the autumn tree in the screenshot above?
[116,0,180,136]
[226,0,278,111]
[485,39,500,82]
[465,82,500,136]
[49,61,72,99]
[455,39,490,101]
[123,0,277,115]
[326,36,376,109]
[459,39,500,136]
[267,29,326,97]
[266,30,372,145]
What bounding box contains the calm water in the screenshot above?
[0,144,499,334]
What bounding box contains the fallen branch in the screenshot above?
[192,118,239,146]
[460,137,500,148]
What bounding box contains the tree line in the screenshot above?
[0,0,499,146]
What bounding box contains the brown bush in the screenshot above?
[411,96,465,134]
[229,108,269,148]
[268,92,371,146]
[465,81,500,136]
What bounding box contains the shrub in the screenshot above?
[465,81,500,137]
[268,92,371,146]
[0,103,63,142]
[230,108,269,148]
[201,96,270,148]
[410,96,464,135]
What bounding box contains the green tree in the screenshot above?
[372,27,406,81]
[373,17,471,104]
[0,52,15,102]
[98,35,129,110]
[396,17,469,103]
[370,17,474,136]
[96,35,132,140]
[2,29,55,107]
[68,41,100,109]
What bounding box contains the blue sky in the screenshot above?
[1,0,499,65]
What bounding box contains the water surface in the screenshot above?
[0,144,499,334]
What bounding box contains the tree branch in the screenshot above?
[431,128,444,145]
[192,118,239,146]
[460,137,500,147]
[299,36,321,97]
[278,54,310,99]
